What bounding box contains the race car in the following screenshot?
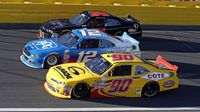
[39,10,142,38]
[44,53,179,98]
[20,29,141,68]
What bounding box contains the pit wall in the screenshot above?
[0,0,200,25]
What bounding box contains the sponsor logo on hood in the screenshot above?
[68,66,86,75]
[32,40,57,50]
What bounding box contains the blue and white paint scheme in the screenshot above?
[20,28,141,68]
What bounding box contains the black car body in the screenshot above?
[39,10,142,38]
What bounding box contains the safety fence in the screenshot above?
[0,0,200,25]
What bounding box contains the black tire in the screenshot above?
[72,83,90,98]
[44,54,60,68]
[142,82,159,97]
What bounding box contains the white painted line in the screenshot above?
[0,107,200,111]
[173,36,180,41]
[173,36,200,56]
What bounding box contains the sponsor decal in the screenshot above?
[56,66,72,79]
[33,40,57,50]
[107,46,132,52]
[142,72,169,81]
[163,80,175,88]
[68,66,85,75]
[135,88,142,94]
[93,78,107,89]
[63,50,70,63]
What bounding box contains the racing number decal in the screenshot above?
[112,54,134,61]
[80,29,102,36]
[88,30,102,36]
[108,79,133,93]
[77,51,97,62]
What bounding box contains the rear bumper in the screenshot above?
[132,51,141,57]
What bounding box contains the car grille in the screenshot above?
[24,55,29,60]
[23,48,30,56]
[47,82,55,92]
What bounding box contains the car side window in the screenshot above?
[105,18,121,27]
[109,65,132,76]
[135,65,149,75]
[99,39,115,48]
[87,18,105,27]
[78,39,99,49]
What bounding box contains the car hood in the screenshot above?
[43,19,77,30]
[50,63,98,81]
[24,38,65,55]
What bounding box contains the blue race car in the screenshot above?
[20,29,141,68]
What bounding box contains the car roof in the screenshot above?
[71,28,115,40]
[102,53,143,64]
[87,10,111,17]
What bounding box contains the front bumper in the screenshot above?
[44,82,71,99]
[20,55,43,68]
[39,29,52,38]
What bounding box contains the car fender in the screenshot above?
[43,52,61,66]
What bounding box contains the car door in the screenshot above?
[86,17,106,32]
[101,64,136,97]
[131,64,153,96]
[99,39,116,53]
[105,17,126,36]
[70,39,104,63]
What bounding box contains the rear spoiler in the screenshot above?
[126,14,140,23]
[121,32,139,45]
[156,55,178,72]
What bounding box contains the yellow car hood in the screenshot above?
[51,63,97,80]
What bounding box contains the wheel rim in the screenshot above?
[73,84,89,98]
[144,83,158,97]
[47,55,58,66]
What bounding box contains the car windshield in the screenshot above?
[58,32,79,47]
[69,13,89,25]
[85,56,111,75]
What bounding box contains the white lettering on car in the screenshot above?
[141,72,170,81]
[33,40,57,50]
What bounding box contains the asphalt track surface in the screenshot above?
[0,26,200,109]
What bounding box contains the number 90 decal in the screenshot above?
[108,79,133,93]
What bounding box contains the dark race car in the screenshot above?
[39,10,142,38]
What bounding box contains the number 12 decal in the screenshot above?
[108,79,133,93]
[77,51,97,62]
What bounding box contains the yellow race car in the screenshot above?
[44,53,179,98]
